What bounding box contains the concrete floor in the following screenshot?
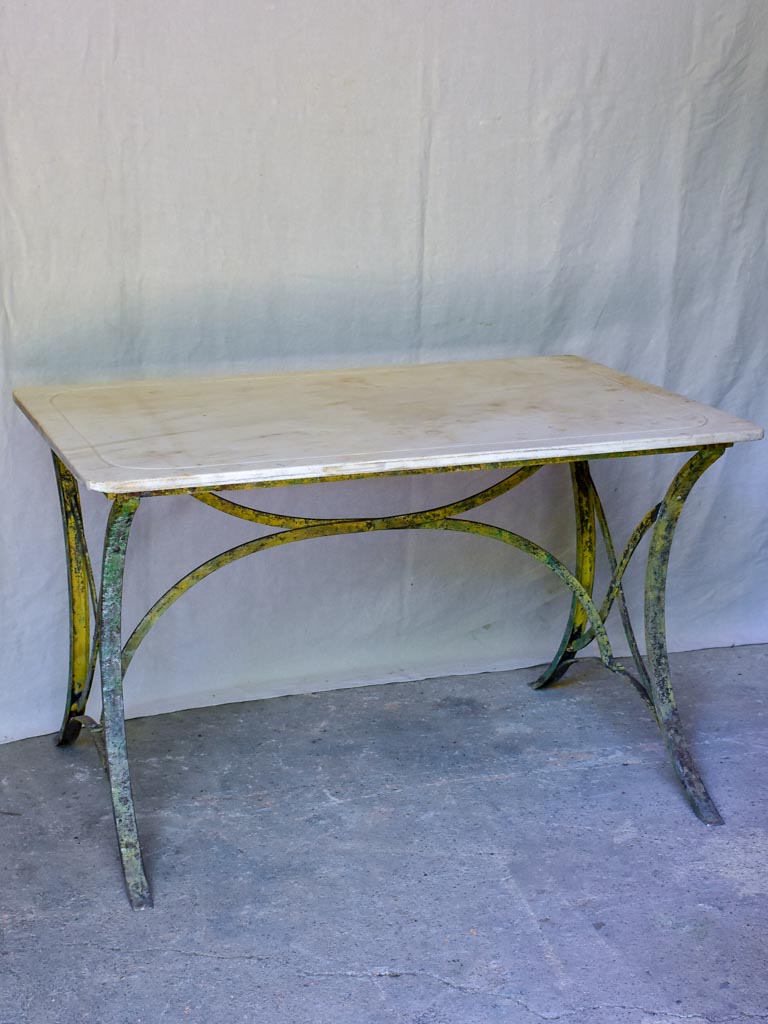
[1,645,767,1024]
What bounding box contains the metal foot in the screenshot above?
[531,656,577,690]
[654,708,723,825]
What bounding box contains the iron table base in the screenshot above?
[53,446,726,909]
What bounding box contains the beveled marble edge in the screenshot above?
[29,432,759,494]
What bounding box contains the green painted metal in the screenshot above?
[643,446,725,825]
[99,494,152,909]
[531,462,660,706]
[52,443,731,908]
[424,518,618,674]
[531,461,597,689]
[582,473,656,706]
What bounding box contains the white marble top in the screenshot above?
[13,356,762,493]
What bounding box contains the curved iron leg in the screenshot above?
[644,446,725,825]
[531,461,596,689]
[53,454,93,745]
[100,495,153,908]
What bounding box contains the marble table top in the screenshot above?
[14,356,762,493]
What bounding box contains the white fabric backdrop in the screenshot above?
[1,1,766,743]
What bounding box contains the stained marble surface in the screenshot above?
[13,356,762,493]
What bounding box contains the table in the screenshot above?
[14,355,762,909]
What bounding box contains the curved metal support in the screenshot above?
[583,479,656,706]
[192,465,542,529]
[532,464,662,697]
[533,468,660,706]
[531,461,596,689]
[573,499,659,655]
[644,446,725,825]
[122,512,619,680]
[424,518,618,673]
[53,455,97,745]
[100,495,152,908]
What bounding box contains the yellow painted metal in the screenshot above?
[192,464,542,528]
[570,462,596,638]
[53,454,93,744]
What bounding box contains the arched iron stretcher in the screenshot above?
[53,445,727,911]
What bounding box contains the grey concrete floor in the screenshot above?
[1,645,768,1024]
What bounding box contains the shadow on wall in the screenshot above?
[8,266,670,387]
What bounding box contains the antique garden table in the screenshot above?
[14,355,762,909]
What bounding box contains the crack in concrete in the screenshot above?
[285,755,661,820]
[542,1008,768,1023]
[10,945,768,1022]
[61,945,768,1023]
[302,969,768,1023]
[100,946,274,963]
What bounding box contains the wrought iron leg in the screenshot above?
[100,495,153,908]
[53,455,96,745]
[528,447,726,823]
[531,461,596,689]
[644,447,724,825]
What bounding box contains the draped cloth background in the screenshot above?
[1,1,766,743]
